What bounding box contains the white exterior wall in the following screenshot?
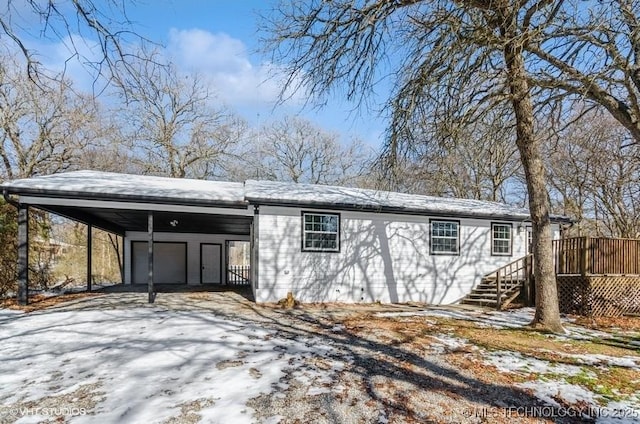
[124,232,249,285]
[255,206,559,304]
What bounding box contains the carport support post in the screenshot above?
[87,224,92,292]
[17,204,29,305]
[148,211,154,303]
[251,205,259,290]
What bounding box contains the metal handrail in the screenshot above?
[227,265,251,285]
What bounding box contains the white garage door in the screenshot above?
[132,242,187,284]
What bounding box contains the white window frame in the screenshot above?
[491,222,513,256]
[430,219,460,255]
[301,212,340,252]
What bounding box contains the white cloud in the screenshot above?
[24,28,301,107]
[4,27,382,148]
[166,28,304,107]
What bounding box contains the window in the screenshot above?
[302,212,340,252]
[430,220,459,255]
[492,223,512,256]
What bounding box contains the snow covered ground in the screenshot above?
[2,297,640,423]
[0,302,343,424]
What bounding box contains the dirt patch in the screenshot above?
[216,360,245,370]
[248,368,262,379]
[163,398,216,424]
[0,382,105,423]
[340,313,640,407]
[309,314,573,423]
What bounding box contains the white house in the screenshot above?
[2,171,570,305]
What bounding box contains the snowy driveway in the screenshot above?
[0,292,347,424]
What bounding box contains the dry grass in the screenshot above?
[445,319,638,358]
[186,292,213,301]
[340,313,640,401]
[572,315,640,332]
[0,292,101,312]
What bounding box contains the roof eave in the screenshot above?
[5,186,248,209]
[551,216,576,225]
[246,198,539,222]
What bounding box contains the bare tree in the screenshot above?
[0,0,146,85]
[527,0,640,146]
[113,54,246,179]
[0,56,102,179]
[264,0,572,332]
[0,54,132,295]
[394,107,523,202]
[547,110,640,238]
[75,140,140,174]
[233,116,373,186]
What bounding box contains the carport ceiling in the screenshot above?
[41,205,252,235]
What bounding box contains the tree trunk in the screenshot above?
[503,38,564,333]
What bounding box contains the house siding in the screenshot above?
[255,205,559,304]
[124,232,249,285]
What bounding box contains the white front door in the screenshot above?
[201,244,222,284]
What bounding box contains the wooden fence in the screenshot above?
[553,237,640,276]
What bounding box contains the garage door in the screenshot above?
[132,242,187,284]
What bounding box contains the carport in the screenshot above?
[2,171,255,304]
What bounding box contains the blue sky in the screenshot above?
[10,0,386,150]
[126,1,263,44]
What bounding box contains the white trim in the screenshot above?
[19,196,254,216]
[302,212,340,252]
[430,220,460,255]
[491,223,512,256]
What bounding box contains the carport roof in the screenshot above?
[3,170,246,207]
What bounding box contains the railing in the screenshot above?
[553,237,640,276]
[227,265,251,285]
[484,254,534,309]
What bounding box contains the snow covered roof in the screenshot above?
[3,170,570,222]
[2,170,246,207]
[245,180,545,221]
